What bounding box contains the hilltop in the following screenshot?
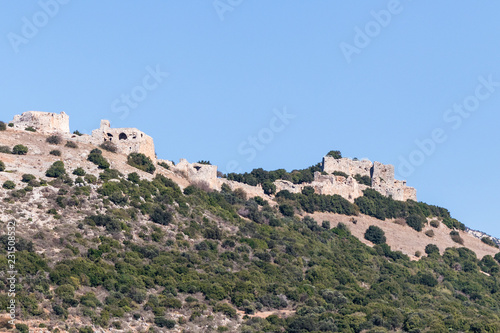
[0,112,500,332]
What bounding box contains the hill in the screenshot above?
[0,117,500,332]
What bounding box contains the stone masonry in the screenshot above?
[11,111,70,134]
[90,120,156,160]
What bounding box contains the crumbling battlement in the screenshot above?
[90,120,156,160]
[10,112,156,160]
[11,111,70,134]
[322,156,416,201]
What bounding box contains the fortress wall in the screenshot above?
[11,111,70,134]
[90,120,156,160]
[322,157,372,177]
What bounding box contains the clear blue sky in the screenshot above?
[1,1,499,238]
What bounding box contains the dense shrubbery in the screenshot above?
[50,149,61,156]
[354,188,465,230]
[450,231,464,245]
[25,126,36,132]
[0,161,4,171]
[3,154,500,332]
[364,225,386,244]
[88,148,110,169]
[12,144,28,155]
[227,164,322,186]
[275,187,358,216]
[73,167,86,176]
[127,153,156,174]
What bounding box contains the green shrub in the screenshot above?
[46,161,66,178]
[354,174,371,186]
[326,150,342,159]
[99,141,118,153]
[84,174,97,184]
[21,174,36,183]
[364,225,386,244]
[73,130,83,136]
[262,181,276,195]
[88,149,110,169]
[0,121,6,131]
[279,204,294,217]
[406,214,425,232]
[73,167,86,176]
[128,172,140,183]
[12,144,28,155]
[15,324,29,333]
[0,161,4,171]
[50,149,62,156]
[481,237,498,248]
[65,141,78,148]
[151,207,173,225]
[25,126,36,132]
[46,135,62,144]
[158,161,170,169]
[425,230,434,237]
[3,180,15,189]
[127,153,156,174]
[197,160,211,165]
[154,317,176,328]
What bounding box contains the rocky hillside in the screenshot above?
[1,126,500,332]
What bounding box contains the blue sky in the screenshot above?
[1,1,499,238]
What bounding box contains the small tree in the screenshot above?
[0,161,5,172]
[279,204,294,217]
[406,214,425,232]
[46,161,66,178]
[364,225,386,244]
[425,244,440,256]
[326,150,342,159]
[12,144,28,155]
[262,181,276,195]
[0,121,6,131]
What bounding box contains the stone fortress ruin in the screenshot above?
[10,111,156,160]
[9,111,416,203]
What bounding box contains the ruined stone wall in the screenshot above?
[90,120,156,160]
[322,157,372,177]
[172,159,218,188]
[275,173,367,202]
[321,156,416,201]
[11,111,70,134]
